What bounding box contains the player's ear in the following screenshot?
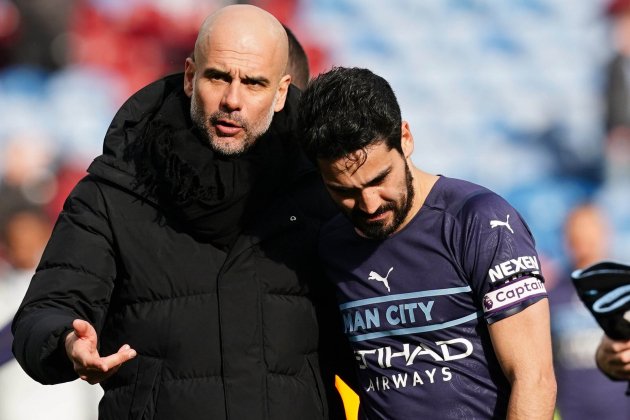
[184,57,196,98]
[401,121,414,159]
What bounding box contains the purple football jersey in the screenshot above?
[320,176,547,419]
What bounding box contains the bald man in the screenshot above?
[11,5,348,419]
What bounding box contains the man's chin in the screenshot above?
[209,137,248,156]
[354,220,393,240]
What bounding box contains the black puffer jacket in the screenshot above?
[12,74,348,419]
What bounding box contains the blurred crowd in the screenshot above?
[1,0,630,419]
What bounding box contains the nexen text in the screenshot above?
[488,256,539,282]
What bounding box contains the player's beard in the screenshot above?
[190,91,278,156]
[351,162,415,240]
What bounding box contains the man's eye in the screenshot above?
[244,80,264,87]
[331,187,354,197]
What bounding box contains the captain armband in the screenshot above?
[482,273,547,324]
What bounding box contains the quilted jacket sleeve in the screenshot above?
[11,175,117,384]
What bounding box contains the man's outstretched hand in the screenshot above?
[64,319,137,384]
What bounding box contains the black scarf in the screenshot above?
[126,89,295,250]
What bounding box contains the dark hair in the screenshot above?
[284,25,310,90]
[297,67,402,164]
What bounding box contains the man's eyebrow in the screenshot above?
[366,167,391,186]
[242,75,271,86]
[202,68,270,86]
[325,183,354,192]
[326,166,392,191]
[203,68,231,80]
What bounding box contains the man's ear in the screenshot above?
[273,74,292,112]
[401,120,414,159]
[184,57,196,98]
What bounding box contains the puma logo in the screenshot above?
[490,214,514,234]
[368,267,393,292]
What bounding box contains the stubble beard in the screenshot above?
[190,90,278,156]
[351,163,416,240]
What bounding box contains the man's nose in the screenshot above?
[221,81,242,111]
[357,189,381,215]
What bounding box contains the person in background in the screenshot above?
[297,66,556,419]
[605,0,630,140]
[284,24,310,90]
[11,5,348,419]
[593,0,630,395]
[603,0,630,182]
[548,203,630,418]
[0,204,102,420]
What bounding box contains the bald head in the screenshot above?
[194,5,289,81]
[183,5,292,156]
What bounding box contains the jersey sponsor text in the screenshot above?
[488,255,539,282]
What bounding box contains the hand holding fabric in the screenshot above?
[596,335,630,380]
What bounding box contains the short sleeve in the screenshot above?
[459,192,547,324]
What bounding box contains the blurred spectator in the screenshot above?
[251,0,329,78]
[1,0,76,70]
[0,204,102,420]
[0,131,58,209]
[593,2,630,383]
[605,0,630,137]
[548,203,630,419]
[284,24,310,90]
[0,0,20,68]
[0,205,50,272]
[604,0,630,182]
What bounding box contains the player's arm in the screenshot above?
[596,335,630,380]
[488,298,557,420]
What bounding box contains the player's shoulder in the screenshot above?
[434,176,511,219]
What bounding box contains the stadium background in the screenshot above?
[0,0,628,419]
